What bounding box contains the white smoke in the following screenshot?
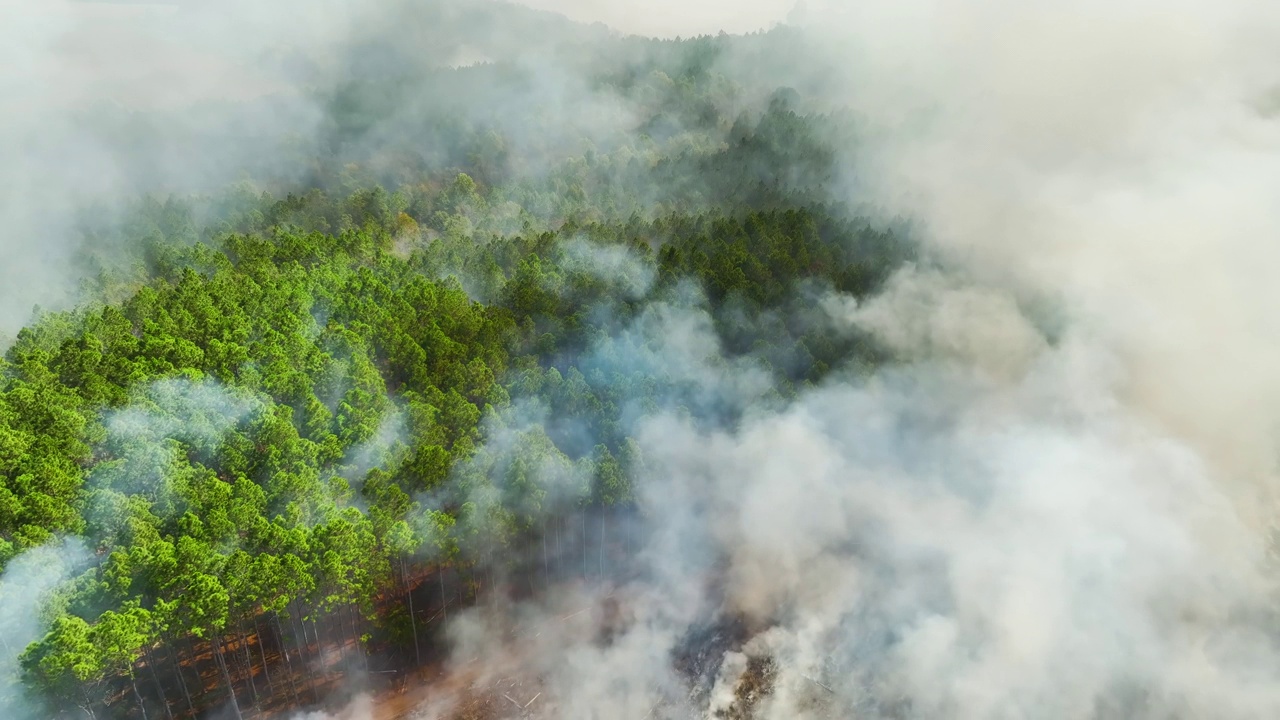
[8,1,1280,718]
[816,0,1280,519]
[511,0,798,37]
[0,538,92,719]
[417,2,1280,718]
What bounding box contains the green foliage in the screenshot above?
[0,24,915,718]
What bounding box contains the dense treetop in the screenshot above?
[0,17,912,720]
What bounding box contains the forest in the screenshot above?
[12,1,1280,719]
[0,12,913,719]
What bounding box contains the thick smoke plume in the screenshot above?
[8,1,1280,719]
[514,0,798,37]
[820,0,1280,521]
[414,2,1280,719]
[0,0,646,339]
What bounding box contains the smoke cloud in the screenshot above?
[0,0,641,338]
[0,538,92,718]
[806,0,1280,528]
[408,2,1280,719]
[513,0,798,37]
[9,1,1280,719]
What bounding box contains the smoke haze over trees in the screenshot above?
[3,1,1280,719]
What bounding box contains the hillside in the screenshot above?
[0,8,910,718]
[7,2,1280,720]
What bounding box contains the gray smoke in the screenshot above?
[816,2,1280,521]
[0,0,632,339]
[0,538,92,718]
[513,0,799,37]
[9,1,1280,718]
[412,2,1280,719]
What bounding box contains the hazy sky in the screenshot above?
[23,0,797,105]
[512,0,800,36]
[3,0,784,335]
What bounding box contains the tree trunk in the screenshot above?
[78,685,98,720]
[213,634,244,720]
[254,618,275,697]
[184,636,205,700]
[312,617,323,660]
[130,674,150,720]
[582,510,588,579]
[310,612,328,682]
[288,600,310,666]
[600,512,606,578]
[227,637,247,710]
[167,635,195,715]
[402,560,421,666]
[272,613,301,707]
[346,604,356,653]
[144,645,174,720]
[287,610,315,704]
[296,612,313,667]
[238,623,260,710]
[347,603,369,672]
[439,563,448,624]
